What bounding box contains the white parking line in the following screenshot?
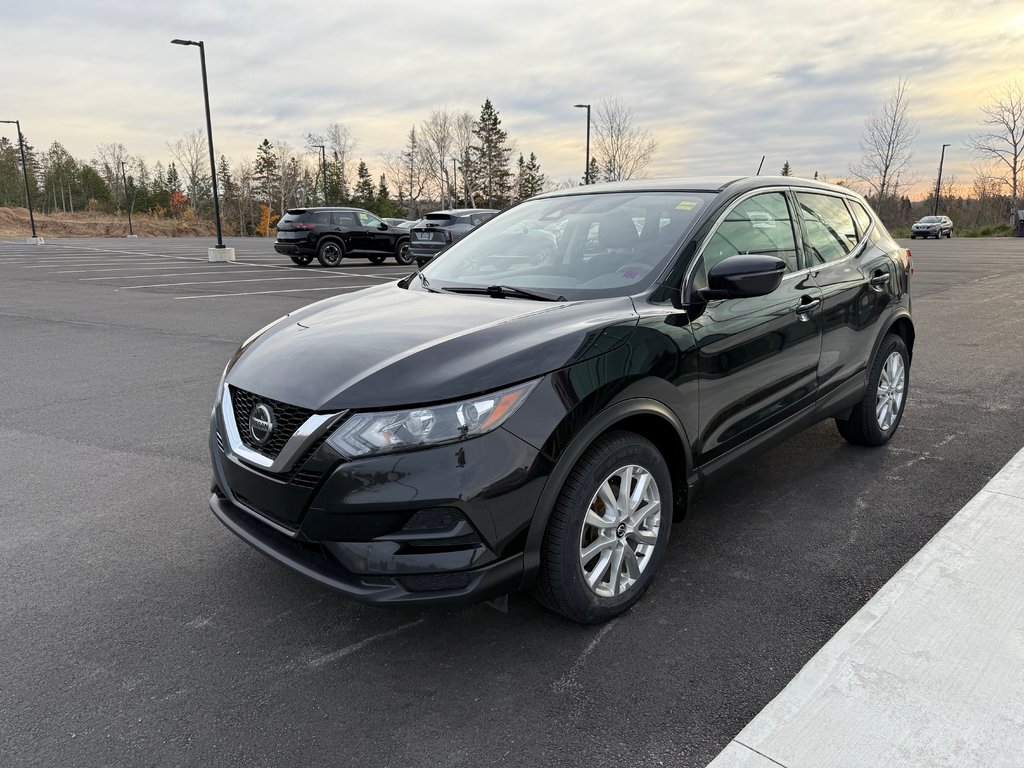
[56,263,232,274]
[174,285,365,299]
[120,275,364,289]
[80,268,294,280]
[23,261,181,269]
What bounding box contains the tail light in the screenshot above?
[291,222,317,230]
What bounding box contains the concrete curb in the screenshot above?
[707,445,1024,768]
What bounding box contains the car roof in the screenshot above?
[530,176,865,200]
[425,208,499,215]
[285,206,366,214]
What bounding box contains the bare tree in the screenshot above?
[382,126,431,217]
[167,129,210,213]
[93,142,130,209]
[967,80,1024,217]
[849,76,919,204]
[591,97,657,182]
[420,108,457,205]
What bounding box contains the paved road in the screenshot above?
[1,236,1021,768]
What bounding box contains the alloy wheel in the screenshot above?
[578,464,662,598]
[876,351,906,431]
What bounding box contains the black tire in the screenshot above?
[367,254,387,264]
[289,255,313,266]
[395,240,414,266]
[534,431,672,624]
[836,333,909,446]
[946,230,953,239]
[316,239,344,267]
[909,235,915,239]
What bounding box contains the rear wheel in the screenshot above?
[534,431,672,624]
[289,255,313,266]
[317,240,344,267]
[910,234,916,239]
[395,240,414,265]
[836,333,909,446]
[367,254,387,264]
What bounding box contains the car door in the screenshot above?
[795,192,900,405]
[330,211,363,252]
[688,190,824,465]
[356,211,391,254]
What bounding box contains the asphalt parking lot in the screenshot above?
[2,235,1022,768]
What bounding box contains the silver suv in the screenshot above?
[910,215,953,239]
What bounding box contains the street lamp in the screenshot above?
[0,119,39,241]
[450,156,458,207]
[934,143,951,217]
[312,144,327,205]
[120,160,135,237]
[573,104,591,185]
[171,38,232,261]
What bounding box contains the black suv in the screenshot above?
[408,208,499,265]
[210,177,914,623]
[274,207,414,266]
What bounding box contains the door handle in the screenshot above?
[870,271,890,286]
[795,297,821,314]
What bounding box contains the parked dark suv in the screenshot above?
[408,208,499,265]
[210,177,914,623]
[274,207,413,266]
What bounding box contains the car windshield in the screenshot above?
[419,192,713,299]
[919,216,940,223]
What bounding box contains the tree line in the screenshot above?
[0,97,657,237]
[3,84,1021,235]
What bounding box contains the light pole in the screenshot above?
[450,156,458,207]
[0,119,38,241]
[934,143,951,217]
[573,104,591,185]
[171,38,232,261]
[120,160,135,237]
[312,144,327,205]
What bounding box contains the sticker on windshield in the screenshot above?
[675,199,702,211]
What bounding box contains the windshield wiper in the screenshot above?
[413,270,440,293]
[443,284,566,302]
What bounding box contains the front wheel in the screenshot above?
[395,240,414,265]
[836,333,909,446]
[909,235,916,239]
[534,431,672,624]
[289,255,313,266]
[316,240,344,267]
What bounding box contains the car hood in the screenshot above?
[226,283,639,410]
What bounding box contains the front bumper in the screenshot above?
[209,394,549,606]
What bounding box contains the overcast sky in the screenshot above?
[3,0,1023,197]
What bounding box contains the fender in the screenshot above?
[519,397,695,588]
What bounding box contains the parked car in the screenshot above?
[210,177,914,623]
[274,207,413,266]
[408,208,499,266]
[383,218,414,230]
[910,215,953,239]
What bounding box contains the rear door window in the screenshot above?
[331,211,357,227]
[796,193,859,264]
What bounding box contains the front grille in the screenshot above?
[230,386,314,459]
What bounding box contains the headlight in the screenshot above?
[327,380,539,458]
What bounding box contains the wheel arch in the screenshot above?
[520,398,693,589]
[886,313,915,363]
[317,235,345,253]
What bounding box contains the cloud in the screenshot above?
[1,0,1022,196]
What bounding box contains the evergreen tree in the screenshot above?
[217,155,239,235]
[166,163,183,194]
[0,137,21,207]
[376,174,401,218]
[515,152,545,200]
[352,160,375,208]
[585,157,601,185]
[781,161,792,176]
[471,98,513,208]
[253,139,280,207]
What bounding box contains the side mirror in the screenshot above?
[703,254,787,300]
